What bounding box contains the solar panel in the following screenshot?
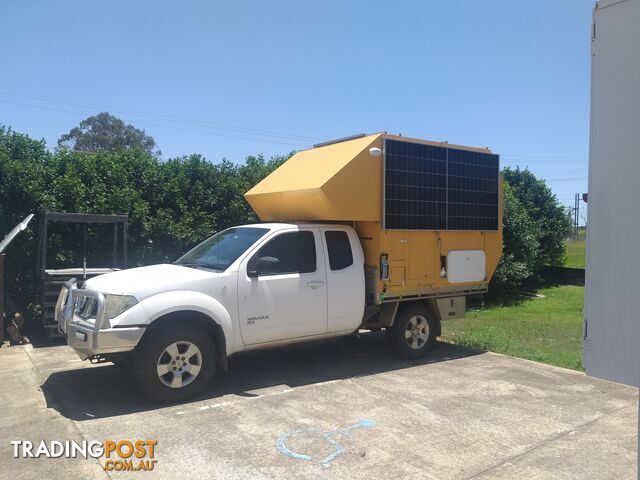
[383,139,499,231]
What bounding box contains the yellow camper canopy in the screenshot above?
[245,133,384,221]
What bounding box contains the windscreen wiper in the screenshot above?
[175,262,222,272]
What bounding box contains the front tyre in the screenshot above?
[133,324,216,403]
[390,305,437,359]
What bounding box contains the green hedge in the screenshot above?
[0,125,289,311]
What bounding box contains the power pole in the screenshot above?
[574,193,580,240]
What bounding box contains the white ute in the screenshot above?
[57,223,394,402]
[56,132,505,403]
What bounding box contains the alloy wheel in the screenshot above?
[404,315,429,350]
[156,341,203,388]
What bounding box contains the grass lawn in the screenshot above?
[564,240,586,268]
[564,228,586,268]
[440,285,584,371]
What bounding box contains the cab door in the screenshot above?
[320,228,365,333]
[237,228,328,345]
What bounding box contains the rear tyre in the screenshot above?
[133,323,216,403]
[390,304,437,359]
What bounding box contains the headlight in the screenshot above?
[103,295,138,320]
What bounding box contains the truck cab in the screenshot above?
[57,223,369,402]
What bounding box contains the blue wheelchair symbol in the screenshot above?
[276,419,376,469]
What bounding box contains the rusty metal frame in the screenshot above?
[36,211,129,280]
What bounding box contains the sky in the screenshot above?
[0,0,593,216]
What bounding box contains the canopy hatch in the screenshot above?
[245,133,384,221]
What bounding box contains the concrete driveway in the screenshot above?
[0,334,637,479]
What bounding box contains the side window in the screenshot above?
[325,231,353,270]
[248,231,316,275]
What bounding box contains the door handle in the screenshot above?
[307,280,324,289]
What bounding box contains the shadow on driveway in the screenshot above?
[40,332,483,421]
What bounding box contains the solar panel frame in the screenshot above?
[383,138,499,231]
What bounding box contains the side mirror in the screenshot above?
[248,256,279,277]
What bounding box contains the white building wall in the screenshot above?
[584,0,640,388]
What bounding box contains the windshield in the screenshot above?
[175,227,269,272]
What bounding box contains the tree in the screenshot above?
[489,168,573,290]
[57,112,159,156]
[0,126,53,310]
[1,124,286,312]
[491,183,540,289]
[502,167,572,266]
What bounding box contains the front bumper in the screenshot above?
[55,280,145,360]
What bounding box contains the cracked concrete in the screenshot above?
[0,333,637,479]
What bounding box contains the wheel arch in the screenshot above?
[367,299,442,336]
[134,291,235,371]
[140,310,229,371]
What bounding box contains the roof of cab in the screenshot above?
[237,222,352,231]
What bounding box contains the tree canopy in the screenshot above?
[492,167,572,290]
[1,125,289,310]
[57,112,159,156]
[491,183,540,289]
[502,167,572,266]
